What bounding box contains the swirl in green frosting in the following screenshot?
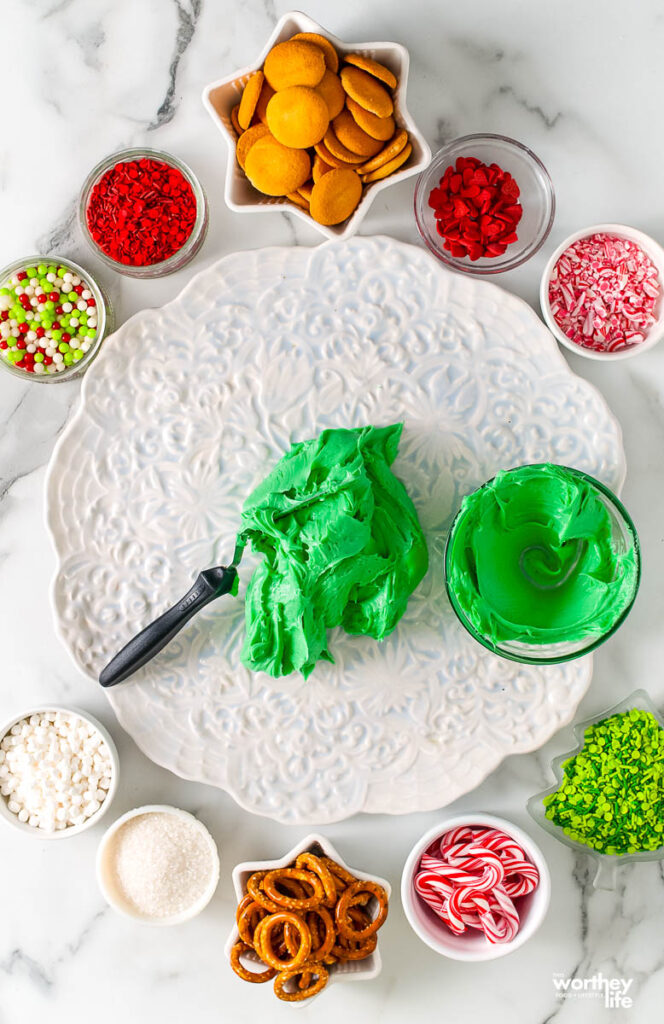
[239,424,428,678]
[445,463,638,648]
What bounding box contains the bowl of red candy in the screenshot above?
[401,813,551,961]
[414,133,555,275]
[79,148,208,279]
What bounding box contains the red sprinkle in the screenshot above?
[86,157,197,267]
[428,156,522,261]
[548,233,660,352]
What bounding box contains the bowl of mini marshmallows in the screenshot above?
[0,705,119,838]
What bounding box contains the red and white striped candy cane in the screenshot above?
[413,825,539,945]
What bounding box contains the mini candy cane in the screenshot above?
[413,826,539,945]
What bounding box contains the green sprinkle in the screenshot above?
[543,708,664,856]
[37,264,47,276]
[73,349,84,361]
[26,267,37,279]
[63,352,74,365]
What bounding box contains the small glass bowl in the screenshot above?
[527,689,664,890]
[79,147,209,278]
[414,133,555,275]
[444,464,641,664]
[0,255,113,384]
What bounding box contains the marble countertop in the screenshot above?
[2,1,663,1021]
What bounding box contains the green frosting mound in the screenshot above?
[239,423,428,678]
[445,463,638,647]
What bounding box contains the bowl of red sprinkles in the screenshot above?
[540,224,664,360]
[80,148,208,278]
[414,133,555,275]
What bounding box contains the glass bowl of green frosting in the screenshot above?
[527,689,664,889]
[444,463,640,664]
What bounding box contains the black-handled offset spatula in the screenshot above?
[99,539,246,688]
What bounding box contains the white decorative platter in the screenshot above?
[46,236,625,824]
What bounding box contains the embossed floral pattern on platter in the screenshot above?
[47,237,624,823]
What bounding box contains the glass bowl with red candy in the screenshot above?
[79,148,208,279]
[540,223,664,361]
[414,133,555,275]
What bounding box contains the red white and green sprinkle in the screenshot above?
[0,262,98,376]
[543,708,664,855]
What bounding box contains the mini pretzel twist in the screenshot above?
[335,879,389,940]
[296,852,338,906]
[262,868,325,911]
[253,911,312,971]
[273,962,329,1002]
[230,941,277,983]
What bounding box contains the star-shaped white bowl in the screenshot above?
[201,10,431,240]
[224,833,391,1006]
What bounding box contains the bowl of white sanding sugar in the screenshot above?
[0,705,119,838]
[97,805,220,925]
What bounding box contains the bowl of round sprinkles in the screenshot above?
[0,256,112,381]
[528,689,664,889]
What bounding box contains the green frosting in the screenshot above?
[445,463,638,648]
[239,424,428,678]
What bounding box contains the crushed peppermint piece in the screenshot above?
[548,233,660,353]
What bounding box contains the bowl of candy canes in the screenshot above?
[0,705,119,839]
[0,256,112,381]
[414,133,555,274]
[401,813,551,961]
[540,223,664,360]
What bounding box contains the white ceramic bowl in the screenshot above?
[201,10,431,241]
[225,833,391,1005]
[540,223,664,361]
[97,804,220,925]
[401,813,551,961]
[0,704,119,839]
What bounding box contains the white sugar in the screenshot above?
[105,812,215,919]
